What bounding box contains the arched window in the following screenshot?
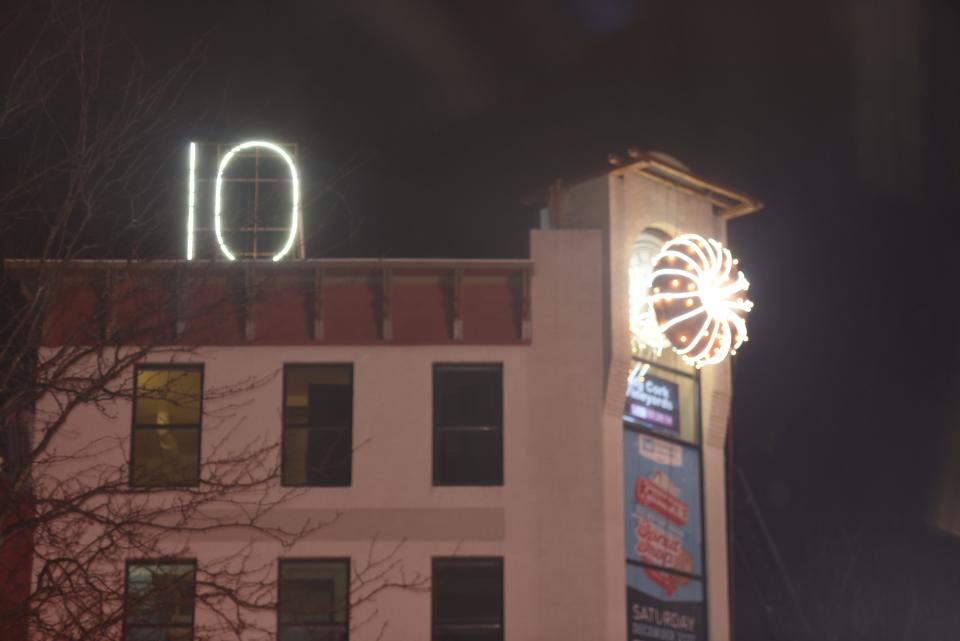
[628,227,672,358]
[628,227,698,375]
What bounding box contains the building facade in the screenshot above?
[6,153,759,641]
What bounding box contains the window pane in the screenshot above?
[436,429,501,486]
[126,628,194,641]
[285,366,352,427]
[135,368,202,426]
[434,365,503,486]
[433,559,502,626]
[435,630,502,641]
[278,626,348,641]
[283,365,353,487]
[126,563,195,627]
[435,366,501,428]
[279,561,349,626]
[283,427,351,486]
[131,427,199,486]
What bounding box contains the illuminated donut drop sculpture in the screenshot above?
[649,234,753,368]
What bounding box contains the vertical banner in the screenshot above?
[623,430,706,641]
[624,374,680,437]
[623,431,703,574]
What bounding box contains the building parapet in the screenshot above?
[4,258,534,347]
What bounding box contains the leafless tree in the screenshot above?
[0,3,426,639]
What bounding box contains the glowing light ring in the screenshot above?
[649,234,753,368]
[213,141,301,262]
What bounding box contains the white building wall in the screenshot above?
[527,229,606,639]
[34,229,607,641]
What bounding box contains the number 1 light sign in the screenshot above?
[186,140,301,262]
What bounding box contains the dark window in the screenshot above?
[432,558,503,641]
[131,366,202,486]
[282,365,353,486]
[278,559,350,641]
[124,561,196,641]
[434,364,502,486]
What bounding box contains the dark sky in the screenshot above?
[8,0,960,639]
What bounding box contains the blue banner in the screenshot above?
[623,431,703,576]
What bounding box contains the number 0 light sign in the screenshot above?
[186,141,301,262]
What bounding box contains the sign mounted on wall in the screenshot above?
[623,430,706,641]
[623,431,704,576]
[186,140,302,262]
[624,374,680,436]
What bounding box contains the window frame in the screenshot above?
[432,363,504,487]
[281,363,354,487]
[122,558,197,641]
[431,556,504,641]
[129,363,204,488]
[276,557,351,641]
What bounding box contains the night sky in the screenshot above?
[5,1,960,639]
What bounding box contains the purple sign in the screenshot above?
[624,374,680,436]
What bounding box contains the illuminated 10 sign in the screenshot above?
[186,140,301,262]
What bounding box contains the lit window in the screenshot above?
[278,559,350,641]
[432,557,503,641]
[124,561,196,641]
[433,364,503,486]
[282,365,353,486]
[131,366,202,487]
